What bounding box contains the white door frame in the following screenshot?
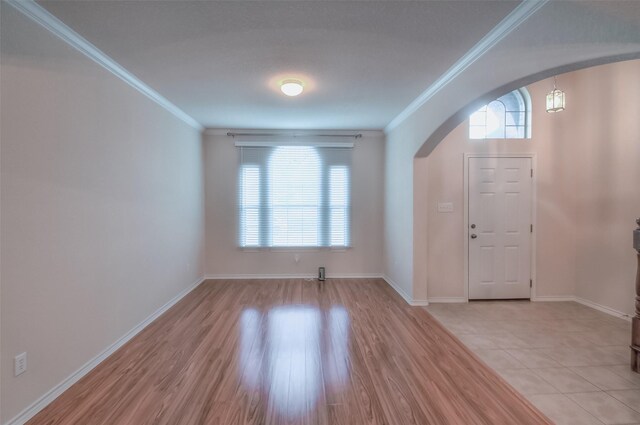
[463,153,537,301]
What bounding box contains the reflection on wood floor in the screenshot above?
[27,278,551,424]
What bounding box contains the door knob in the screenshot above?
[470,234,477,239]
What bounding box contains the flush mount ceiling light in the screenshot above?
[546,76,566,113]
[280,79,304,97]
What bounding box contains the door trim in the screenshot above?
[463,153,537,301]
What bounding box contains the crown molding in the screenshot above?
[384,0,549,133]
[5,0,204,132]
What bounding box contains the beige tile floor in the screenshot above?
[425,301,638,425]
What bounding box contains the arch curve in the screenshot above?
[415,53,640,158]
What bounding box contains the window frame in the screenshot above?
[469,88,532,140]
[237,144,352,251]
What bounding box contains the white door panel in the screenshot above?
[468,157,532,299]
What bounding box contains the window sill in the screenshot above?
[238,246,352,253]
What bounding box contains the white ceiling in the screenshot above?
[38,0,520,130]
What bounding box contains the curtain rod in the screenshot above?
[227,132,362,139]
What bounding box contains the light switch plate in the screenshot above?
[14,352,27,377]
[437,202,454,213]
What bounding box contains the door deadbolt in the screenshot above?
[470,224,476,229]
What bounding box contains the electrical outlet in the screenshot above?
[14,352,27,377]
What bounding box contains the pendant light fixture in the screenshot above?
[546,76,565,113]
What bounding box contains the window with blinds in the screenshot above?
[238,144,351,248]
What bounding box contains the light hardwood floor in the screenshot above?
[27,279,551,424]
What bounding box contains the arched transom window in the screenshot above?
[469,88,531,139]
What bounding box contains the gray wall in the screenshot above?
[1,6,205,421]
[203,131,385,278]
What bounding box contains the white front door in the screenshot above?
[468,157,532,300]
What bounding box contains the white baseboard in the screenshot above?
[428,297,468,303]
[532,295,631,322]
[381,275,429,306]
[204,274,430,307]
[531,295,575,302]
[204,273,383,280]
[574,296,632,322]
[381,274,412,304]
[426,292,631,322]
[6,276,206,425]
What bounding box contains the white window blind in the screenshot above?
[238,145,352,248]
